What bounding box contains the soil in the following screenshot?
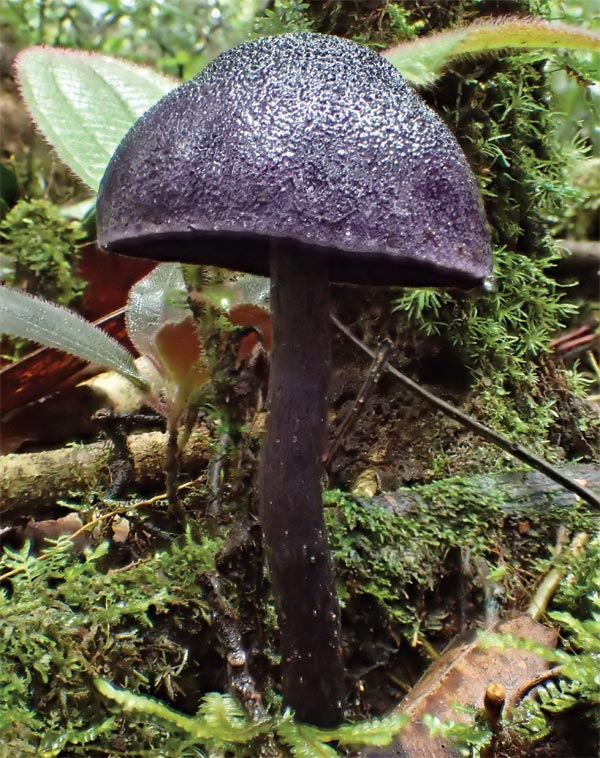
[329,287,487,491]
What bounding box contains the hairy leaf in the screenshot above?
[385,16,600,85]
[15,48,176,190]
[0,285,147,390]
[126,263,190,359]
[126,263,207,394]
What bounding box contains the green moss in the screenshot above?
[394,50,589,444]
[0,198,86,306]
[326,479,503,634]
[0,529,222,757]
[325,472,593,638]
[0,198,87,359]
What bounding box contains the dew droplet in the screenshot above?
[483,274,496,293]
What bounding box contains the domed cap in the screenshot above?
[97,32,491,288]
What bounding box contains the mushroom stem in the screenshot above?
[258,240,344,727]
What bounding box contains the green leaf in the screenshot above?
[126,263,190,360]
[15,48,176,190]
[385,16,600,85]
[0,285,147,390]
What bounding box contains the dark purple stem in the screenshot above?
[258,240,344,727]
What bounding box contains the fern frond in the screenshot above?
[1,542,47,585]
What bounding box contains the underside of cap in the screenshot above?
[105,230,486,288]
[97,33,492,288]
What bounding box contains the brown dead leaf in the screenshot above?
[357,615,558,758]
[22,513,87,550]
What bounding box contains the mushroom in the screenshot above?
[96,32,491,727]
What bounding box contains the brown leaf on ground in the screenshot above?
[358,615,558,758]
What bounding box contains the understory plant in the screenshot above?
[0,526,411,756]
[0,531,222,757]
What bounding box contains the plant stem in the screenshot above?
[258,241,344,727]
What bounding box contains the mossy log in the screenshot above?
[0,430,210,516]
[366,463,600,517]
[2,424,597,524]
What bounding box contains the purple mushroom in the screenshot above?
[96,32,491,727]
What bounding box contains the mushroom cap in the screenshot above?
[97,33,491,288]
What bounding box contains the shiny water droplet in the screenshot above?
[483,275,496,292]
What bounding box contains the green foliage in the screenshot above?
[0,530,222,756]
[394,52,587,442]
[16,47,175,190]
[0,198,85,306]
[397,244,577,438]
[0,283,148,389]
[97,681,408,756]
[384,16,600,86]
[0,197,88,359]
[2,0,261,78]
[96,682,270,743]
[423,711,492,758]
[253,0,313,37]
[325,478,506,635]
[326,475,594,640]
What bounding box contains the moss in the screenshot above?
[0,529,223,757]
[0,469,594,755]
[393,37,590,445]
[0,198,87,360]
[325,472,594,640]
[0,198,86,306]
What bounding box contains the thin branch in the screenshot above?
[331,314,600,510]
[324,338,392,467]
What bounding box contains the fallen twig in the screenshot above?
[0,430,210,516]
[527,531,589,621]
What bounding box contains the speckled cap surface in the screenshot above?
[97,33,491,287]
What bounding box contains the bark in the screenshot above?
[0,430,210,516]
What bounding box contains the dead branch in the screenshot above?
[0,430,210,516]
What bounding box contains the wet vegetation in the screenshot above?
[0,0,598,756]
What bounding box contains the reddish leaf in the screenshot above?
[229,303,272,360]
[78,244,156,320]
[154,317,207,391]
